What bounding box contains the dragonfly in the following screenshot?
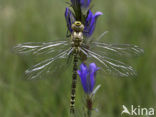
[14,0,143,114]
[14,21,143,113]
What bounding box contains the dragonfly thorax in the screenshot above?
[71,21,84,52]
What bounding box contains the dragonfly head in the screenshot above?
[72,21,84,32]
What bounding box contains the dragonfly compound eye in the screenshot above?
[72,21,84,32]
[74,21,81,26]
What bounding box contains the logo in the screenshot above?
[121,105,155,116]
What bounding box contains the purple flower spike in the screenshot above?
[77,63,99,94]
[84,10,103,37]
[65,8,76,33]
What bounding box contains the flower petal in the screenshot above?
[84,10,103,37]
[89,72,95,92]
[84,10,93,37]
[65,8,76,33]
[89,63,99,73]
[94,11,103,19]
[80,0,91,8]
[78,63,99,94]
[89,63,98,92]
[78,63,89,93]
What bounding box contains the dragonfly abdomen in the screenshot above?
[70,54,78,113]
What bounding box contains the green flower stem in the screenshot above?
[86,96,92,117]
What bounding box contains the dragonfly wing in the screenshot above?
[25,49,70,80]
[90,42,144,57]
[83,47,136,77]
[13,41,69,56]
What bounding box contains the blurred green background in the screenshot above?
[0,0,156,117]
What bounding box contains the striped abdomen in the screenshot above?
[70,54,78,113]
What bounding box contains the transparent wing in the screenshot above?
[90,42,144,57]
[24,48,71,80]
[82,47,138,77]
[13,41,73,79]
[13,41,69,56]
